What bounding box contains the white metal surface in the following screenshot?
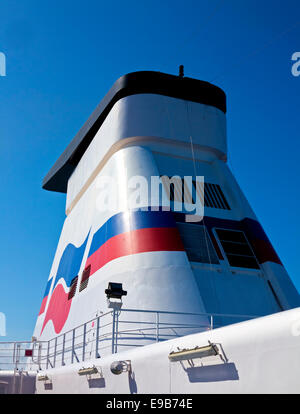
[34,307,300,394]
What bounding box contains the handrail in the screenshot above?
[121,308,258,319]
[0,308,258,371]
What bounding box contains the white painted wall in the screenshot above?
[66,94,226,211]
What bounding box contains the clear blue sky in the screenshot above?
[1,0,300,340]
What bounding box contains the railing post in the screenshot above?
[46,340,50,369]
[95,316,100,358]
[82,323,86,362]
[38,342,42,370]
[62,333,66,366]
[16,343,20,370]
[53,337,57,368]
[156,312,159,342]
[12,368,17,394]
[115,311,119,354]
[71,328,75,364]
[111,310,116,354]
[12,342,16,368]
[19,370,24,394]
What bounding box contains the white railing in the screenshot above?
[0,341,47,371]
[0,309,257,371]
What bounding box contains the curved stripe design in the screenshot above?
[55,237,89,288]
[40,210,183,335]
[86,227,184,276]
[89,209,177,255]
[40,234,89,334]
[84,209,184,278]
[38,279,52,315]
[39,209,282,336]
[41,284,72,334]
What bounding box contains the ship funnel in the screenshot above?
[33,71,299,352]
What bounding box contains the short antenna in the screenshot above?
[179,65,184,78]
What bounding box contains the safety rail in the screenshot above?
[0,341,47,371]
[0,309,257,371]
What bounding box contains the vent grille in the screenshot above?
[68,276,78,300]
[160,176,230,210]
[215,229,259,269]
[193,181,230,210]
[79,265,91,292]
[177,223,219,264]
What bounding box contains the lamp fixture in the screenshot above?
[37,374,49,381]
[110,360,131,375]
[78,366,99,376]
[105,282,127,310]
[168,342,219,362]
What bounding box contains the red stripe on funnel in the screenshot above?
[41,284,72,334]
[38,296,48,316]
[86,227,184,276]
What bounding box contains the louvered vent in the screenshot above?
[177,223,219,264]
[215,229,259,269]
[79,265,91,292]
[193,181,230,210]
[68,276,78,300]
[160,176,230,210]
